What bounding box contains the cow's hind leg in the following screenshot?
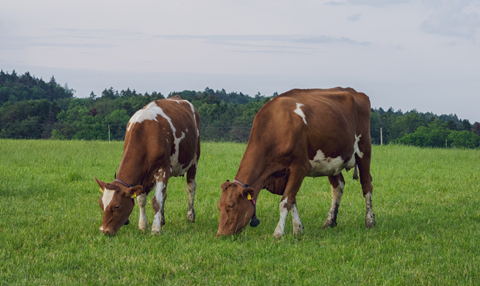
[185,165,197,223]
[357,151,375,228]
[152,173,169,234]
[137,193,148,230]
[323,173,345,228]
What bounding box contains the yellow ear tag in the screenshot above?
[131,193,137,199]
[99,188,104,193]
[247,194,252,200]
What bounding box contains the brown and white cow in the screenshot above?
[217,87,375,237]
[96,95,200,235]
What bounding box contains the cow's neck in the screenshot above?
[235,160,269,198]
[116,154,149,188]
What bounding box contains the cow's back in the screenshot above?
[120,97,200,194]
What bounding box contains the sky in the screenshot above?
[1,0,479,122]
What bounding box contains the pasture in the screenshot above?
[0,139,479,285]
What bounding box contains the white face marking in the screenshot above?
[307,149,345,177]
[294,103,307,125]
[102,189,115,211]
[273,197,289,237]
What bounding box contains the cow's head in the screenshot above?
[95,178,143,235]
[217,180,255,237]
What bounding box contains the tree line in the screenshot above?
[1,70,479,148]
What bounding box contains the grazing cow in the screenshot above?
[217,87,375,237]
[96,95,200,235]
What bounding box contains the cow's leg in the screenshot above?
[291,203,304,234]
[323,173,345,228]
[357,152,375,228]
[185,164,197,223]
[273,165,307,238]
[152,173,169,234]
[137,193,148,230]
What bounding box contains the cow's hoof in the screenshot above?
[293,223,304,235]
[151,228,161,235]
[366,213,376,228]
[322,220,337,229]
[250,217,260,227]
[138,219,148,231]
[186,211,195,223]
[273,231,283,239]
[161,218,166,226]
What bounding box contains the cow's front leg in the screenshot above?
[291,204,304,234]
[273,197,289,238]
[137,193,148,230]
[323,173,345,228]
[152,176,168,235]
[273,167,306,238]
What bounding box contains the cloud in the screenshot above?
[294,35,372,45]
[156,34,373,46]
[346,0,410,6]
[325,1,346,5]
[347,13,362,22]
[419,2,480,41]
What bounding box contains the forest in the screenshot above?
[1,70,479,148]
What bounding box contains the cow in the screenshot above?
[96,95,201,235]
[217,87,375,237]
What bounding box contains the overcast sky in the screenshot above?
[1,0,479,122]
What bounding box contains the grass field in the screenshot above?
[0,139,479,285]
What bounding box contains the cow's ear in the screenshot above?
[126,185,143,198]
[221,181,233,191]
[242,187,254,200]
[95,178,106,190]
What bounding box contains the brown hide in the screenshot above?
[217,181,255,236]
[96,96,201,235]
[217,87,373,236]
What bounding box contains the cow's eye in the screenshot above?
[114,205,120,209]
[228,203,235,209]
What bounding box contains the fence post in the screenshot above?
[380,127,383,146]
[108,125,110,143]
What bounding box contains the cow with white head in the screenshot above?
[96,95,201,235]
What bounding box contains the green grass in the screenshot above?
[0,140,479,285]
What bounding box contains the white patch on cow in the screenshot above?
[293,103,307,125]
[354,134,364,158]
[307,149,345,177]
[99,226,103,231]
[137,193,148,230]
[273,197,289,238]
[291,204,303,234]
[183,99,200,137]
[170,131,186,176]
[127,102,162,131]
[152,181,166,234]
[344,134,364,170]
[102,189,115,211]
